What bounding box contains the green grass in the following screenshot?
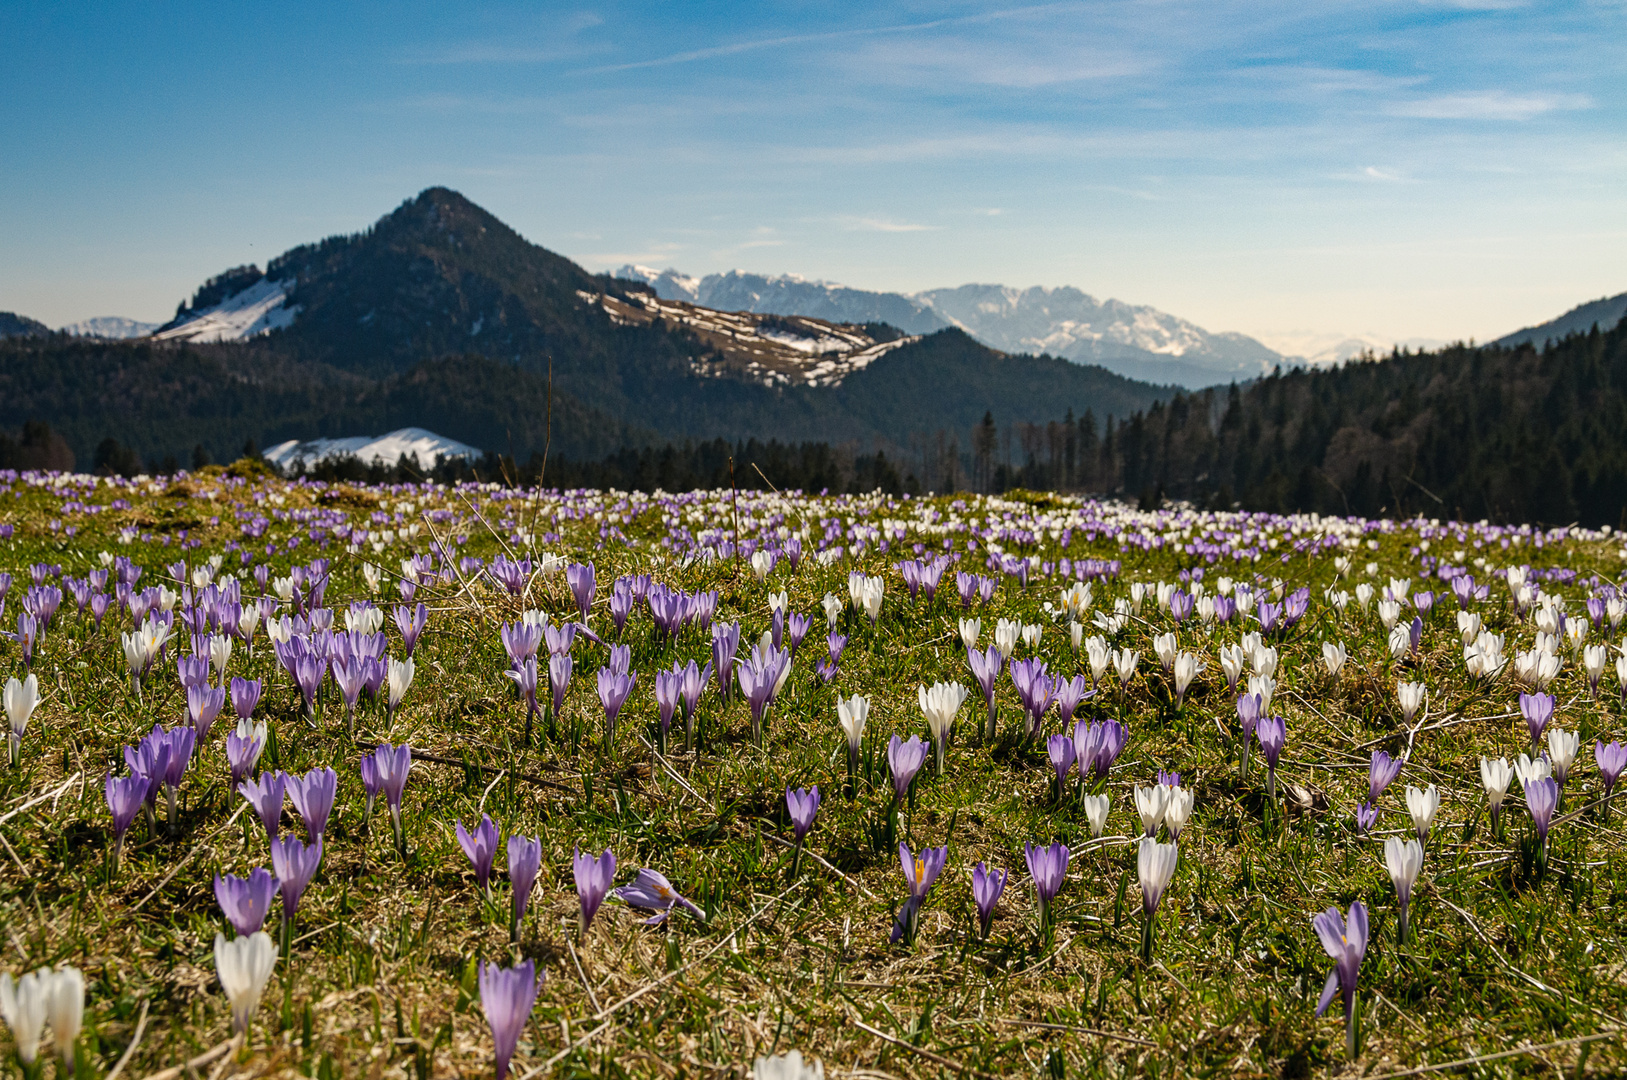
[0,472,1624,1078]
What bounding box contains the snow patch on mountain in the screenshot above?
[59,316,159,339]
[262,427,480,471]
[154,277,299,343]
[617,265,702,303]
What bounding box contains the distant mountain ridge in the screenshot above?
[0,188,1179,470]
[616,266,1285,388]
[60,316,160,339]
[1494,291,1627,350]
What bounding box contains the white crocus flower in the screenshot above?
[1069,620,1083,652]
[1082,794,1110,838]
[209,634,233,681]
[1397,681,1426,724]
[386,656,415,716]
[1584,645,1609,694]
[1164,786,1194,841]
[1480,756,1513,810]
[1355,583,1374,612]
[1513,753,1551,788]
[43,967,83,1067]
[4,674,38,765]
[1134,784,1169,838]
[1405,784,1439,845]
[1251,644,1278,680]
[238,605,262,644]
[1383,837,1424,943]
[1457,610,1481,645]
[0,969,47,1064]
[1152,633,1178,673]
[821,593,842,629]
[1548,728,1579,787]
[1388,624,1412,661]
[362,562,382,593]
[836,695,869,761]
[1378,598,1402,630]
[767,590,788,616]
[859,577,884,623]
[1322,641,1347,678]
[1173,653,1201,700]
[1219,644,1247,690]
[1021,623,1043,650]
[750,550,774,582]
[993,619,1021,660]
[1086,639,1111,685]
[918,682,968,776]
[1113,649,1139,689]
[958,617,981,651]
[214,931,278,1034]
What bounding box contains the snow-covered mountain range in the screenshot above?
[617,266,1285,388]
[262,427,479,470]
[59,316,160,339]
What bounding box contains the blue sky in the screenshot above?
[1,1,1622,349]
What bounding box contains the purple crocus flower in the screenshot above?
[1256,715,1286,798]
[1054,675,1091,726]
[269,834,323,921]
[229,676,262,720]
[163,646,201,687]
[544,621,577,657]
[239,771,285,842]
[596,666,636,752]
[1086,719,1128,779]
[678,659,709,750]
[215,868,279,937]
[566,561,596,621]
[786,785,820,872]
[1009,657,1055,741]
[615,867,705,925]
[711,621,740,702]
[1368,750,1402,803]
[1519,692,1555,749]
[507,834,542,941]
[773,782,820,850]
[887,734,928,805]
[479,960,540,1080]
[786,612,812,659]
[393,603,427,656]
[606,643,632,677]
[104,770,147,866]
[1024,841,1070,926]
[506,657,539,737]
[967,644,1002,740]
[1355,800,1378,834]
[548,652,572,716]
[364,742,413,851]
[1313,901,1369,1060]
[331,655,367,732]
[1597,740,1627,821]
[187,684,225,741]
[573,845,616,934]
[456,814,501,894]
[654,666,680,753]
[1236,693,1263,778]
[1525,776,1559,847]
[735,645,788,748]
[286,766,337,840]
[971,862,1006,939]
[891,842,947,945]
[1047,733,1076,794]
[293,654,325,719]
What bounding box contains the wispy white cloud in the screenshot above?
[1387,90,1592,120]
[577,3,1084,75]
[841,216,940,233]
